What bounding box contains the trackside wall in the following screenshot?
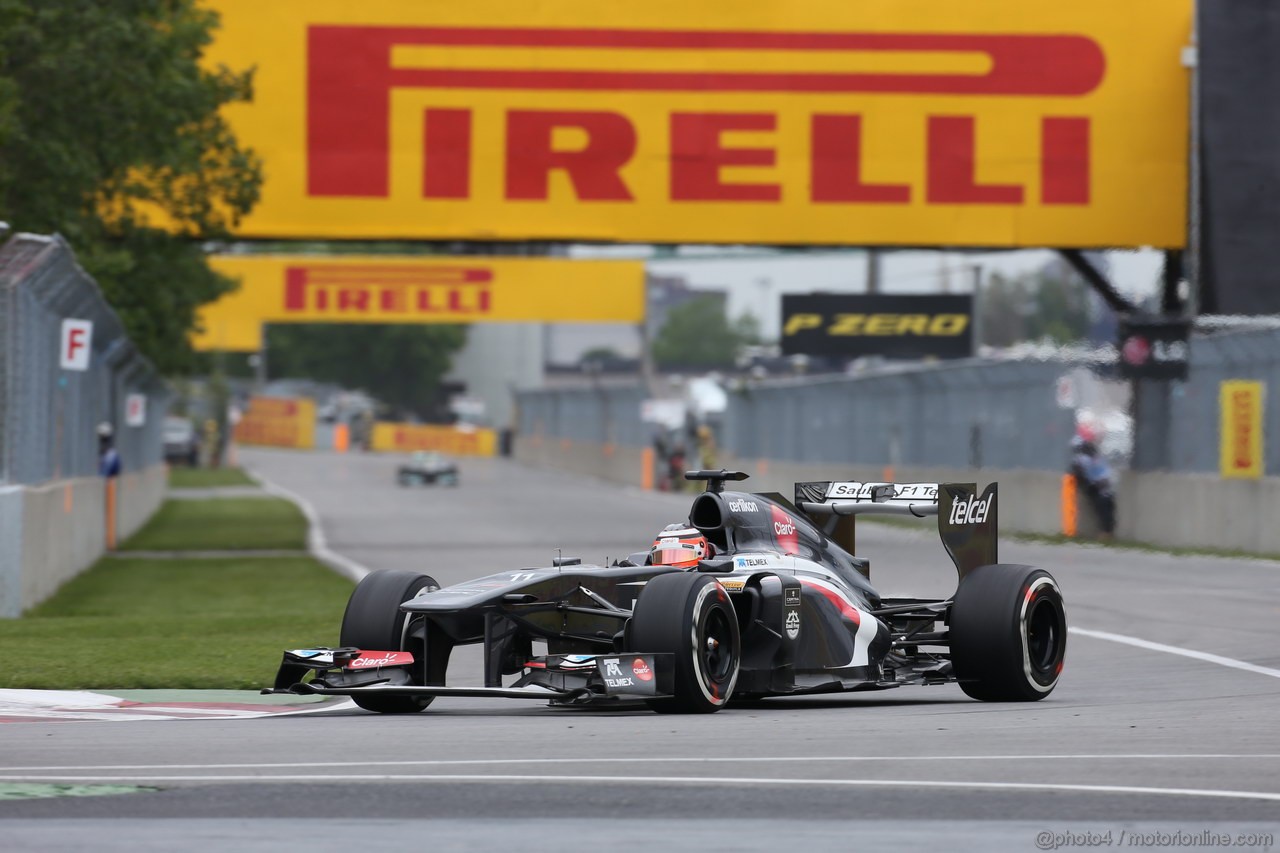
[513,437,1280,556]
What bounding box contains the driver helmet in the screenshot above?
[650,524,712,568]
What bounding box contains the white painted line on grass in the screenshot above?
[245,469,370,582]
[3,754,1276,773]
[0,773,1276,803]
[1069,627,1280,680]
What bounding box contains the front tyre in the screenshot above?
[627,572,740,713]
[949,564,1066,701]
[340,570,440,713]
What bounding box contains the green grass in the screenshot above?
[121,498,307,551]
[0,557,352,689]
[168,467,256,488]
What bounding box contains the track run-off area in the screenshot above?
[1,448,1278,851]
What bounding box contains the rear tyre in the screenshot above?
[340,570,441,713]
[627,572,740,713]
[949,564,1066,701]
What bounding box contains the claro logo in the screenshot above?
[306,26,1103,206]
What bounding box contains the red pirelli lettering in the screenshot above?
[307,26,1105,199]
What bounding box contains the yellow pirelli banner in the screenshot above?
[233,396,316,449]
[1220,381,1265,479]
[201,0,1191,248]
[194,255,646,351]
[371,422,497,456]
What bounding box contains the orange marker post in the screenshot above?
[640,447,655,491]
[105,479,118,551]
[334,423,350,453]
[1061,474,1078,538]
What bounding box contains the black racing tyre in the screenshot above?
[950,564,1067,701]
[627,572,740,713]
[340,570,440,713]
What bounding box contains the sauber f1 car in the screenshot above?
[266,471,1066,714]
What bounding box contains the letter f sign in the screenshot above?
[60,319,93,371]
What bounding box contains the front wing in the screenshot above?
[264,647,676,705]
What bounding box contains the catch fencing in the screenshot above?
[0,234,168,484]
[515,383,652,450]
[1133,326,1280,475]
[516,361,1076,472]
[0,233,169,617]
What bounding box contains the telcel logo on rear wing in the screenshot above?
[794,480,998,582]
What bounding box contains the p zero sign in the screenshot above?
[204,0,1191,247]
[193,255,645,351]
[781,294,973,359]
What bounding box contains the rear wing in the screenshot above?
[794,481,998,582]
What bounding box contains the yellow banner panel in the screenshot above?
[193,255,645,351]
[371,422,497,456]
[1220,381,1265,480]
[233,396,316,449]
[200,0,1191,248]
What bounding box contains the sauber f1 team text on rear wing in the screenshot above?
[794,480,998,580]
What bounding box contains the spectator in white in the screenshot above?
[97,421,121,478]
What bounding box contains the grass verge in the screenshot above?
[168,467,256,489]
[0,557,352,689]
[121,498,307,551]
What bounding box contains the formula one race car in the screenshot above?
[267,470,1066,714]
[396,451,458,487]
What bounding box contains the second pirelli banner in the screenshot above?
[781,294,973,360]
[193,255,646,351]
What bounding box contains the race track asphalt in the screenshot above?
[2,448,1278,852]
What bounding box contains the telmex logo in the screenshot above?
[308,26,1101,206]
[784,313,969,337]
[283,264,493,316]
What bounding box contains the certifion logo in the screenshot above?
[306,26,1103,206]
[283,264,493,317]
[727,498,759,513]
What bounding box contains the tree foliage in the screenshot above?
[265,325,469,421]
[652,296,760,370]
[979,270,1091,348]
[0,0,262,373]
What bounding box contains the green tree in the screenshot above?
[0,0,262,373]
[652,297,759,370]
[265,325,468,421]
[978,269,1090,348]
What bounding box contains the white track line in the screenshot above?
[1069,627,1280,679]
[0,774,1276,802]
[246,469,370,582]
[3,754,1275,773]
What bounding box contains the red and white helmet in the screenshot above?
[649,524,713,568]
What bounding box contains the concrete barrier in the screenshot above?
[0,463,167,617]
[514,436,1280,556]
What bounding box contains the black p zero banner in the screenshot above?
[781,294,974,359]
